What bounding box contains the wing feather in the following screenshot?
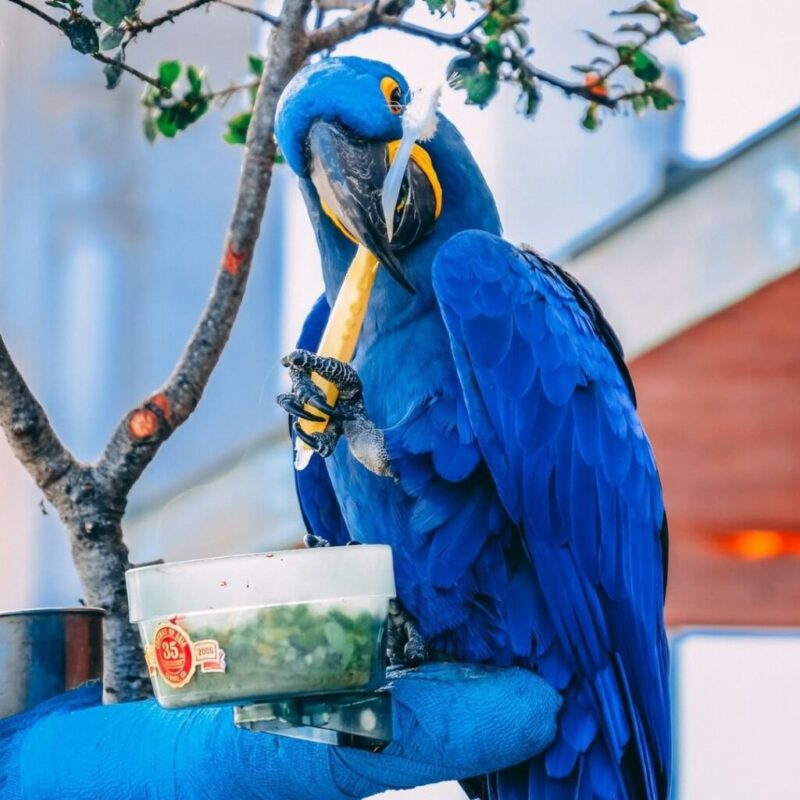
[433,230,670,799]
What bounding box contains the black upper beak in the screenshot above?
[307,121,429,295]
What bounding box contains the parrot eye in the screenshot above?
[380,77,404,115]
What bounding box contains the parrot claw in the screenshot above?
[280,349,393,476]
[276,393,325,422]
[304,533,331,548]
[387,598,428,667]
[283,349,364,403]
[293,421,342,457]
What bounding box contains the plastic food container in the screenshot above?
[126,546,395,709]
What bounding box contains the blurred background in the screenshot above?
[1,0,799,796]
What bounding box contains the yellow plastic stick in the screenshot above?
[295,245,380,470]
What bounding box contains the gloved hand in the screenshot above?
[0,663,560,799]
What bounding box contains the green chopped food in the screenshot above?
[142,600,386,708]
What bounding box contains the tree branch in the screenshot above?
[307,0,402,52]
[126,0,214,34]
[215,0,279,24]
[0,332,78,500]
[309,3,663,109]
[127,0,279,35]
[94,0,311,502]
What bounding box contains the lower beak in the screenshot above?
[307,120,417,293]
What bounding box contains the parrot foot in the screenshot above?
[387,598,428,667]
[279,349,393,478]
[303,533,331,548]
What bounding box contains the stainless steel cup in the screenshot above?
[0,607,104,719]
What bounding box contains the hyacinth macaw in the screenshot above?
[274,57,670,800]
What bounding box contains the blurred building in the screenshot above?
[565,108,800,627]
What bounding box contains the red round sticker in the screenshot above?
[153,623,195,688]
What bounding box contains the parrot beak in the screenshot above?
[307,121,439,294]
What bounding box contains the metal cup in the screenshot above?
[0,607,104,719]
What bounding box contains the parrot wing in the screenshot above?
[291,294,351,546]
[432,230,670,800]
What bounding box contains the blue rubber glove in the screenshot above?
[0,663,560,799]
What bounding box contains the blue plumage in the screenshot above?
[276,57,670,799]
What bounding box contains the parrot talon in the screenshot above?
[387,598,428,667]
[280,349,392,475]
[304,533,331,548]
[293,421,341,458]
[285,349,364,403]
[276,393,325,422]
[307,396,339,417]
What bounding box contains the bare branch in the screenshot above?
[215,0,280,24]
[0,332,78,500]
[128,0,280,34]
[308,0,401,52]
[204,79,260,103]
[126,0,214,35]
[315,0,363,10]
[94,0,312,501]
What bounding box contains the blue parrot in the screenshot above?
[275,57,670,800]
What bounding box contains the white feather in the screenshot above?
[382,84,442,240]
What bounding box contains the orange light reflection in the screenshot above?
[711,529,800,561]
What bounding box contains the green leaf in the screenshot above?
[483,38,503,63]
[156,110,178,138]
[100,26,124,50]
[103,58,123,89]
[495,0,520,15]
[143,115,157,143]
[647,86,676,110]
[581,105,600,131]
[447,56,498,107]
[481,13,502,36]
[224,111,252,145]
[60,16,99,54]
[186,64,203,96]
[189,98,209,122]
[616,44,635,62]
[158,60,181,90]
[667,15,704,44]
[465,72,498,106]
[93,0,138,28]
[631,49,662,82]
[631,93,650,116]
[247,54,264,76]
[517,84,540,117]
[655,0,678,13]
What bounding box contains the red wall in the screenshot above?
[629,270,800,625]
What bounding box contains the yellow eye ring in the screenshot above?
[380,76,404,115]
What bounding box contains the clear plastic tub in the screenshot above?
[126,546,395,709]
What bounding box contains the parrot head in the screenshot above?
[275,57,500,299]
